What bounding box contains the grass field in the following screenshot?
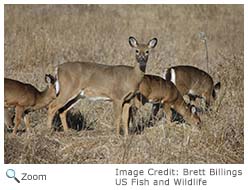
[4,4,243,164]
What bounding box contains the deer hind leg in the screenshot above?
[122,102,131,137]
[60,110,69,132]
[13,106,24,135]
[47,91,82,131]
[59,93,83,132]
[48,102,71,132]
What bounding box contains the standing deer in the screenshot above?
[47,36,158,136]
[4,74,57,134]
[164,65,221,109]
[133,75,201,127]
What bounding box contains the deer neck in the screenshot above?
[33,87,54,110]
[134,61,146,81]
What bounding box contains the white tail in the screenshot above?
[4,74,57,134]
[164,65,221,109]
[134,75,201,126]
[47,36,158,136]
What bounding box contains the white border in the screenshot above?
[244,3,247,167]
[0,0,4,167]
[1,1,246,189]
[1,0,246,4]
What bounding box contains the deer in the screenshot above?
[4,74,57,134]
[164,65,221,110]
[47,36,158,136]
[132,74,201,127]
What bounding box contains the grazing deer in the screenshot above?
[47,36,158,136]
[133,75,201,126]
[164,65,221,109]
[4,74,57,134]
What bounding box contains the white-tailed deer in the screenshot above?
[4,74,57,134]
[47,36,158,136]
[164,65,221,109]
[133,75,201,126]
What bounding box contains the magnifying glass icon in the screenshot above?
[6,169,20,183]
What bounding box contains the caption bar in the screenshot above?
[115,167,242,187]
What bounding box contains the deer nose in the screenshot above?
[138,57,146,64]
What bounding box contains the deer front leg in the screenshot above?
[47,103,59,130]
[13,106,24,135]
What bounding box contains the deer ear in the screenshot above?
[129,36,138,48]
[191,105,197,114]
[148,38,158,49]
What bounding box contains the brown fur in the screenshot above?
[47,37,158,136]
[4,75,57,134]
[135,74,201,126]
[165,65,221,108]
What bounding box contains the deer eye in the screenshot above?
[135,49,139,54]
[145,50,149,54]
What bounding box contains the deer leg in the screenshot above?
[113,100,122,136]
[129,96,141,128]
[60,110,69,132]
[59,93,84,132]
[133,95,143,109]
[148,103,161,127]
[47,103,60,129]
[129,105,137,124]
[13,106,24,135]
[47,91,82,131]
[122,102,131,137]
[163,104,172,125]
[24,113,30,132]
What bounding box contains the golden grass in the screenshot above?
[4,4,243,164]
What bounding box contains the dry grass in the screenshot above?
[4,4,243,164]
